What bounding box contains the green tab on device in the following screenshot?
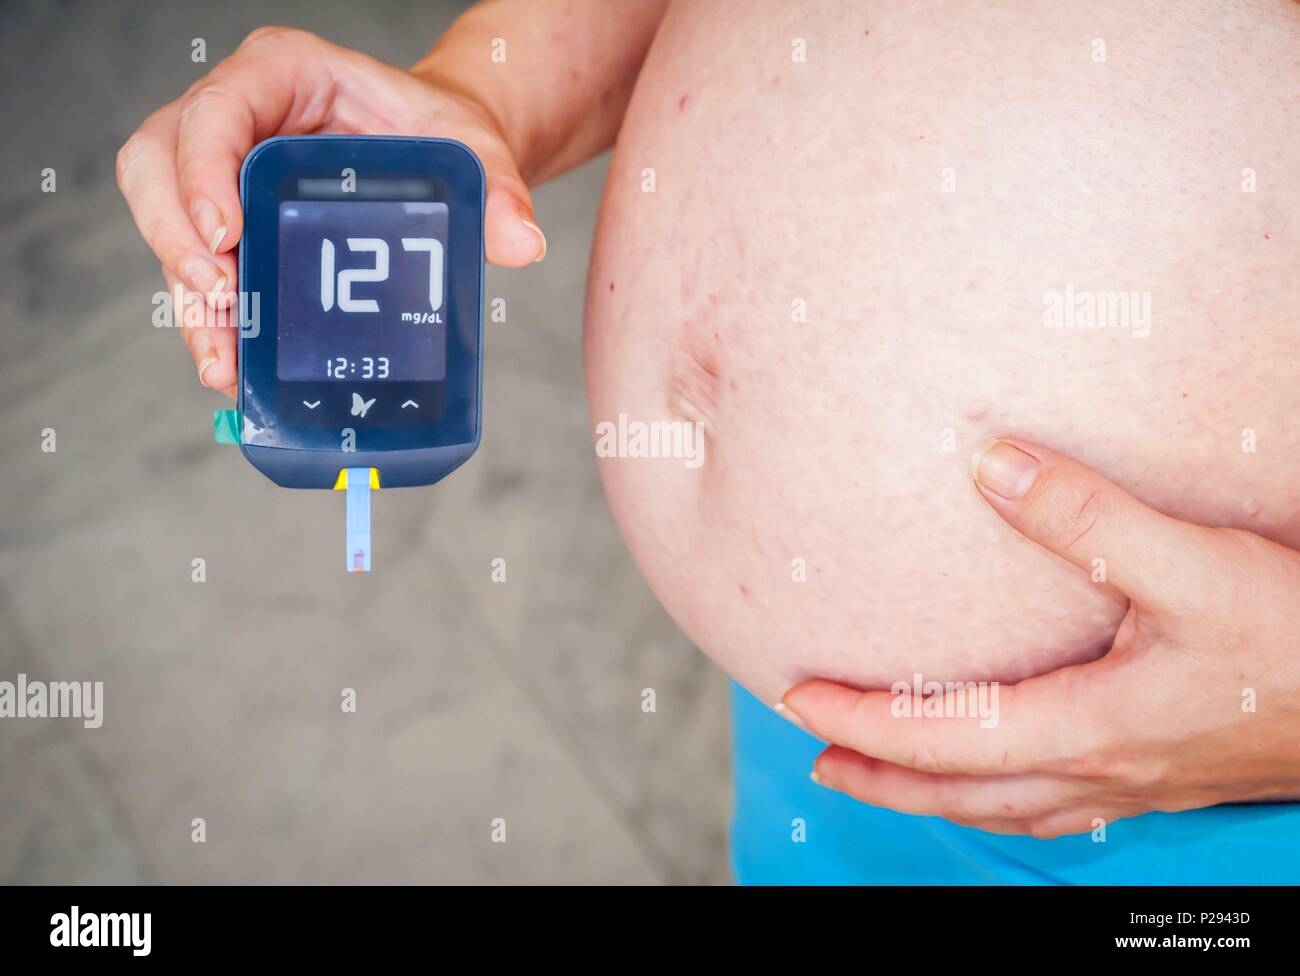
[213,409,240,445]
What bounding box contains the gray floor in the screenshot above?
[0,0,732,884]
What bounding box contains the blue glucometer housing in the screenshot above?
[230,135,485,571]
[237,135,484,489]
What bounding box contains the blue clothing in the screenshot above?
[729,682,1300,885]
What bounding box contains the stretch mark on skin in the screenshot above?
[668,254,724,428]
[670,346,719,432]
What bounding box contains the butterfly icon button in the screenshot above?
[350,392,377,418]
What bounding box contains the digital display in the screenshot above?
[276,201,449,382]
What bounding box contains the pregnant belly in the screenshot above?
[583,0,1300,704]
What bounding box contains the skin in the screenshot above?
[119,0,1300,838]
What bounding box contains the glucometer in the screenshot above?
[220,135,485,572]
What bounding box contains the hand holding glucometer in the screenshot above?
[116,27,551,572]
[118,11,663,569]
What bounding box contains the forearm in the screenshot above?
[413,0,669,186]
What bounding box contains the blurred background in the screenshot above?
[0,0,732,884]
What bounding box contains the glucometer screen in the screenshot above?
[276,200,449,382]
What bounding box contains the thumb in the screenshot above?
[480,149,547,268]
[403,61,546,269]
[420,101,545,268]
[969,438,1214,610]
[430,125,544,268]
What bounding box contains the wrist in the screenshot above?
[411,27,539,182]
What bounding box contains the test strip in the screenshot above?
[344,467,373,572]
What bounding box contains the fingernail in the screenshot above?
[971,440,1040,499]
[774,701,805,729]
[193,198,228,254]
[182,255,226,298]
[521,218,547,262]
[197,355,219,387]
[809,769,824,786]
[207,276,230,309]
